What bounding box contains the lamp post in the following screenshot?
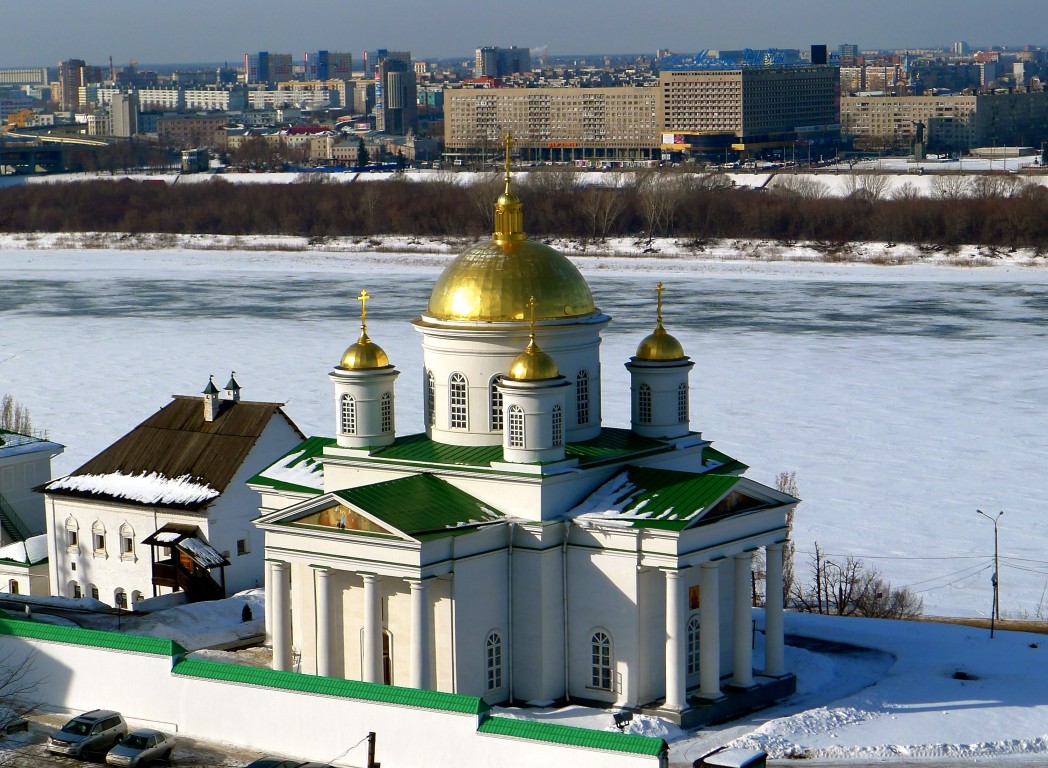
[976,509,1003,637]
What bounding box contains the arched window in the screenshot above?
[449,373,467,429]
[115,589,127,610]
[638,383,652,424]
[91,521,106,555]
[340,393,356,435]
[590,630,612,691]
[381,392,393,433]
[90,584,99,600]
[8,580,18,595]
[65,517,79,549]
[576,370,590,425]
[131,590,143,608]
[426,371,435,427]
[486,631,503,690]
[678,382,689,423]
[119,523,135,559]
[686,616,701,675]
[552,404,563,447]
[489,377,504,432]
[508,405,524,448]
[69,581,81,599]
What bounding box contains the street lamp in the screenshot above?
[976,509,1003,637]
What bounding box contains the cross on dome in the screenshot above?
[358,288,371,332]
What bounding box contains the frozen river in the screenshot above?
[2,248,1047,618]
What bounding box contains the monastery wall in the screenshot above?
[0,617,666,768]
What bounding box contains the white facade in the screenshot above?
[0,431,63,541]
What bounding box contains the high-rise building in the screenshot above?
[244,52,294,84]
[110,92,139,138]
[373,50,417,135]
[474,46,531,78]
[305,51,353,80]
[838,44,860,63]
[57,58,86,111]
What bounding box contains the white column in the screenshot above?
[263,558,273,643]
[765,543,786,677]
[664,569,685,711]
[270,561,292,672]
[409,579,429,689]
[733,552,754,688]
[314,567,334,677]
[699,560,722,699]
[362,573,383,684]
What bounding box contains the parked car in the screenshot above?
[106,728,175,766]
[47,709,128,758]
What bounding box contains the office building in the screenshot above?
[474,46,531,78]
[244,52,294,84]
[373,51,417,134]
[305,51,353,81]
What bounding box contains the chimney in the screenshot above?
[202,375,221,422]
[224,371,242,402]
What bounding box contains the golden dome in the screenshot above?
[426,132,595,323]
[340,330,390,370]
[508,339,560,381]
[427,240,595,322]
[635,323,686,362]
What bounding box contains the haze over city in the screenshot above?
[2,0,1047,67]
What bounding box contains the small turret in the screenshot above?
[224,371,242,402]
[202,375,221,422]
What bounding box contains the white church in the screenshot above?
[251,148,798,726]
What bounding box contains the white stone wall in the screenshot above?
[0,448,59,536]
[0,631,663,768]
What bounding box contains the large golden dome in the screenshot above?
[427,240,595,322]
[426,132,595,323]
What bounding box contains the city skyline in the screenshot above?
[1,0,1047,69]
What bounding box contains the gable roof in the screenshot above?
[569,465,788,531]
[45,395,302,512]
[270,474,505,541]
[0,429,64,461]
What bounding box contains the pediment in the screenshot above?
[294,501,397,537]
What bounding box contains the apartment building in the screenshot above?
[841,89,1048,151]
[157,113,228,149]
[444,85,658,163]
[658,65,840,153]
[304,51,352,81]
[0,68,47,85]
[244,52,294,84]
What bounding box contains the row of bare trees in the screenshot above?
[4,171,1048,250]
[0,395,32,436]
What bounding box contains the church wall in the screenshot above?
[510,541,565,703]
[430,576,453,691]
[636,566,666,705]
[451,545,509,700]
[0,449,56,536]
[289,559,319,673]
[566,545,640,707]
[321,460,416,494]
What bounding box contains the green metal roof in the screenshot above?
[172,658,489,715]
[249,435,332,494]
[478,716,666,756]
[703,446,749,474]
[573,466,744,531]
[331,474,504,539]
[0,616,185,656]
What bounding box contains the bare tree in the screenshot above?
[930,174,970,200]
[845,172,891,202]
[0,396,32,435]
[0,644,42,765]
[770,174,829,201]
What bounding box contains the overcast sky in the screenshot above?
[2,0,1046,68]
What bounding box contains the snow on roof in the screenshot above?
[0,534,48,565]
[46,471,219,506]
[568,472,647,527]
[152,531,183,543]
[257,448,323,491]
[177,537,227,568]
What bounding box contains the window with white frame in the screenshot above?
[236,538,248,556]
[686,615,701,675]
[489,377,503,432]
[638,383,652,424]
[340,393,356,434]
[90,585,99,600]
[508,405,524,448]
[552,404,563,447]
[119,524,134,559]
[576,370,590,425]
[590,630,612,690]
[486,631,503,690]
[65,518,79,550]
[381,392,393,433]
[70,582,81,599]
[8,580,18,595]
[426,371,435,427]
[115,589,127,609]
[678,381,689,423]
[92,522,106,555]
[449,373,467,429]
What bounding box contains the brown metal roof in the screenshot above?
[47,396,302,512]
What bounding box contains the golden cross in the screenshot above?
[655,282,665,325]
[504,133,514,179]
[357,288,371,329]
[528,295,537,340]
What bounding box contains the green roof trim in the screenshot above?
[0,616,185,656]
[249,435,333,494]
[332,474,503,539]
[172,658,490,715]
[703,446,748,474]
[478,716,666,756]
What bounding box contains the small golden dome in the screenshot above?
[340,330,390,370]
[635,323,686,361]
[508,339,560,381]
